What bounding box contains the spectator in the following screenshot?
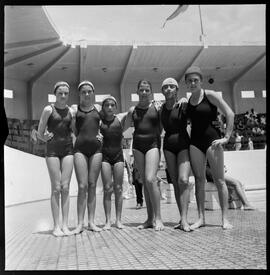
[132,160,144,209]
[248,137,254,150]
[235,132,243,151]
[206,162,255,210]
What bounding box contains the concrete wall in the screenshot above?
[224,149,266,190]
[4,145,266,207]
[4,146,103,206]
[233,80,266,114]
[4,78,28,119]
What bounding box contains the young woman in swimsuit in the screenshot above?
[99,96,128,230]
[71,81,103,234]
[37,81,74,237]
[125,80,164,231]
[160,77,192,231]
[185,66,235,230]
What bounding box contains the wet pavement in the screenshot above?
[5,192,266,270]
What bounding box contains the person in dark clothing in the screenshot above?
[132,160,144,209]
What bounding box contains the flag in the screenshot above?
[162,5,188,28]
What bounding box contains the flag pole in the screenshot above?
[198,5,208,48]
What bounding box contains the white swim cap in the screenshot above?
[161,78,179,89]
[53,81,70,94]
[102,95,117,108]
[78,80,95,91]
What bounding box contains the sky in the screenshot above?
[44,5,265,45]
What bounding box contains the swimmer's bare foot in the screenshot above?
[62,227,74,236]
[52,227,65,237]
[115,221,125,229]
[103,223,111,231]
[137,220,154,230]
[190,219,205,230]
[222,219,233,230]
[154,220,164,231]
[244,205,256,211]
[179,221,193,232]
[87,223,102,232]
[72,224,84,235]
[173,219,182,229]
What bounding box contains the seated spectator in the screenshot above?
[252,126,262,136]
[234,132,243,150]
[206,162,255,210]
[250,108,258,118]
[248,137,254,150]
[237,120,245,131]
[244,111,250,120]
[260,115,266,125]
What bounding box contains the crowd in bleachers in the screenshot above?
[5,118,46,156]
[218,108,266,150]
[5,108,266,156]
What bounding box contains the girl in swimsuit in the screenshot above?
[160,77,192,232]
[71,81,103,234]
[37,81,74,237]
[185,66,235,230]
[125,80,164,231]
[100,96,128,230]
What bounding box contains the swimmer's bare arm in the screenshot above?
[206,90,234,147]
[116,112,128,130]
[37,105,54,142]
[94,104,104,143]
[153,100,163,133]
[122,106,135,133]
[177,97,191,136]
[69,105,77,143]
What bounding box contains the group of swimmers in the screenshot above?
[32,66,239,237]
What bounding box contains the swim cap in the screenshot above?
[161,78,179,89]
[102,95,117,108]
[184,66,203,80]
[78,80,95,91]
[53,81,70,94]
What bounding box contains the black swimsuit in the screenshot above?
[46,104,73,158]
[161,102,190,155]
[100,116,124,165]
[74,105,102,158]
[132,103,161,155]
[187,91,221,154]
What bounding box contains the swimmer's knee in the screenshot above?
[78,183,87,193]
[104,184,113,195]
[114,184,122,194]
[194,175,206,185]
[61,184,70,194]
[88,181,97,189]
[52,185,61,196]
[145,176,155,186]
[178,177,189,186]
[215,179,226,189]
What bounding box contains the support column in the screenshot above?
[119,45,138,112]
[79,47,88,82]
